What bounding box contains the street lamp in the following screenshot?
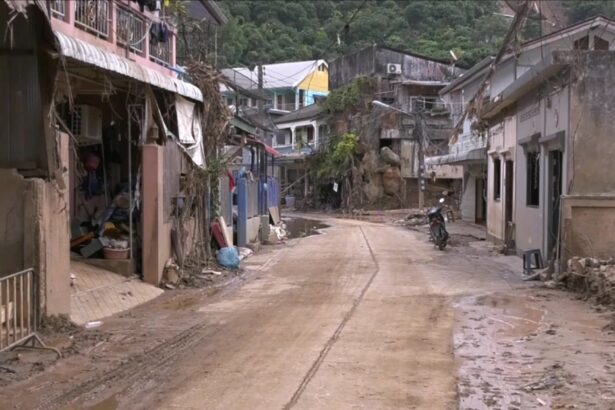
[371,100,426,208]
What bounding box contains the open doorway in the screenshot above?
[475,176,487,224]
[504,160,514,248]
[547,150,563,259]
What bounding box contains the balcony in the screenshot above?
[50,0,175,73]
[75,0,110,38]
[116,4,146,54]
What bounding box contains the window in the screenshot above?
[277,94,283,109]
[574,35,589,50]
[526,151,540,206]
[493,158,501,201]
[594,35,609,50]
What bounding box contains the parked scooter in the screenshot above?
[427,198,449,250]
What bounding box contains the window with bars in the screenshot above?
[116,6,146,54]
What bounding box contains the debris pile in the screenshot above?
[393,209,427,227]
[562,257,615,304]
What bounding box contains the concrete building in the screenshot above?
[0,0,225,326]
[427,15,615,235]
[482,49,615,266]
[329,45,465,207]
[272,104,328,201]
[221,60,329,113]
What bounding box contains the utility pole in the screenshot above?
[257,64,264,113]
[415,112,425,209]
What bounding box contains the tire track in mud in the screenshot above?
[35,321,215,410]
[282,226,380,410]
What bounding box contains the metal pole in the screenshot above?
[127,105,133,263]
[416,112,425,209]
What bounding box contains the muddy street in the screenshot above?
[2,217,615,410]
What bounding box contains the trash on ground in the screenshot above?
[237,247,253,261]
[217,247,240,269]
[84,321,102,329]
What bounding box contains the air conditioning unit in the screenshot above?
[70,105,102,146]
[387,63,402,75]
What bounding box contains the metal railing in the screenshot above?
[50,0,66,18]
[150,40,172,67]
[116,5,146,54]
[0,269,36,352]
[75,0,110,38]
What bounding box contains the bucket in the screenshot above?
[285,195,296,208]
[103,247,130,260]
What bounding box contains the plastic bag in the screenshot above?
[217,247,240,269]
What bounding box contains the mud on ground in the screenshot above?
[0,315,109,387]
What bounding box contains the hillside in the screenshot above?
[218,0,615,68]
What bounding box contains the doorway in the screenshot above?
[475,176,487,224]
[547,150,563,259]
[504,160,514,248]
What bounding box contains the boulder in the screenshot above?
[380,147,401,166]
[382,166,402,195]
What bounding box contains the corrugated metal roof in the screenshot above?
[55,31,203,102]
[228,60,326,89]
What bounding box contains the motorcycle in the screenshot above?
[427,198,449,250]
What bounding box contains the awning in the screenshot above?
[425,148,487,166]
[54,31,203,102]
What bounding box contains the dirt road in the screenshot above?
[2,217,615,409]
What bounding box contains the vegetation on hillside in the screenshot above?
[218,0,615,69]
[219,0,511,68]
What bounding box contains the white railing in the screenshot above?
[116,5,146,54]
[75,0,110,38]
[50,0,66,18]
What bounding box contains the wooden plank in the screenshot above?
[218,216,232,247]
[269,206,281,225]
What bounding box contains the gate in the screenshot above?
[0,269,60,356]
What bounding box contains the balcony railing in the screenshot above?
[116,5,146,54]
[50,0,66,19]
[52,0,175,68]
[150,40,172,67]
[75,0,110,38]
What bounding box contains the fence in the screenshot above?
[0,269,36,352]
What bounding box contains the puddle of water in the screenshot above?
[474,294,545,338]
[283,217,328,239]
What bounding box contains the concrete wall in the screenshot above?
[514,94,544,254]
[0,135,71,315]
[566,53,615,195]
[487,115,516,242]
[562,197,615,260]
[559,52,615,261]
[142,144,171,285]
[460,166,481,221]
[247,216,261,244]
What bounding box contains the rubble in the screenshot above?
[561,257,615,305]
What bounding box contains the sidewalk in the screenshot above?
[70,261,164,325]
